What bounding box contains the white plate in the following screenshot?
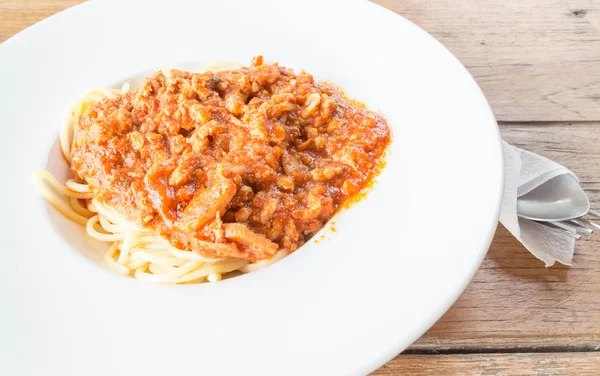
[0,0,503,374]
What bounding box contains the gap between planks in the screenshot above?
[499,120,600,127]
[404,342,600,355]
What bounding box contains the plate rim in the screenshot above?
[0,0,505,374]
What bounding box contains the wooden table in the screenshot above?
[3,0,599,374]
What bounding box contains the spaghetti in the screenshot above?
[35,83,284,284]
[34,57,390,284]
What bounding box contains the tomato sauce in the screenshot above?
[71,56,391,261]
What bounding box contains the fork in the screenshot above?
[539,210,600,239]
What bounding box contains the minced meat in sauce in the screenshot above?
[71,56,390,262]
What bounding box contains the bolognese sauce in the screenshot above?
[71,56,390,262]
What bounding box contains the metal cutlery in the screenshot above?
[516,174,599,239]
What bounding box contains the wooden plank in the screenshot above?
[408,123,600,351]
[372,353,600,375]
[374,0,600,122]
[0,1,81,41]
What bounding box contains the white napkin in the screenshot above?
[500,141,578,266]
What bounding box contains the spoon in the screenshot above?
[517,174,590,222]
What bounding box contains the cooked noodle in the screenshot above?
[35,78,285,284]
[34,58,391,284]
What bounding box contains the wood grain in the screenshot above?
[3,1,600,374]
[372,353,600,375]
[374,0,600,122]
[0,1,81,44]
